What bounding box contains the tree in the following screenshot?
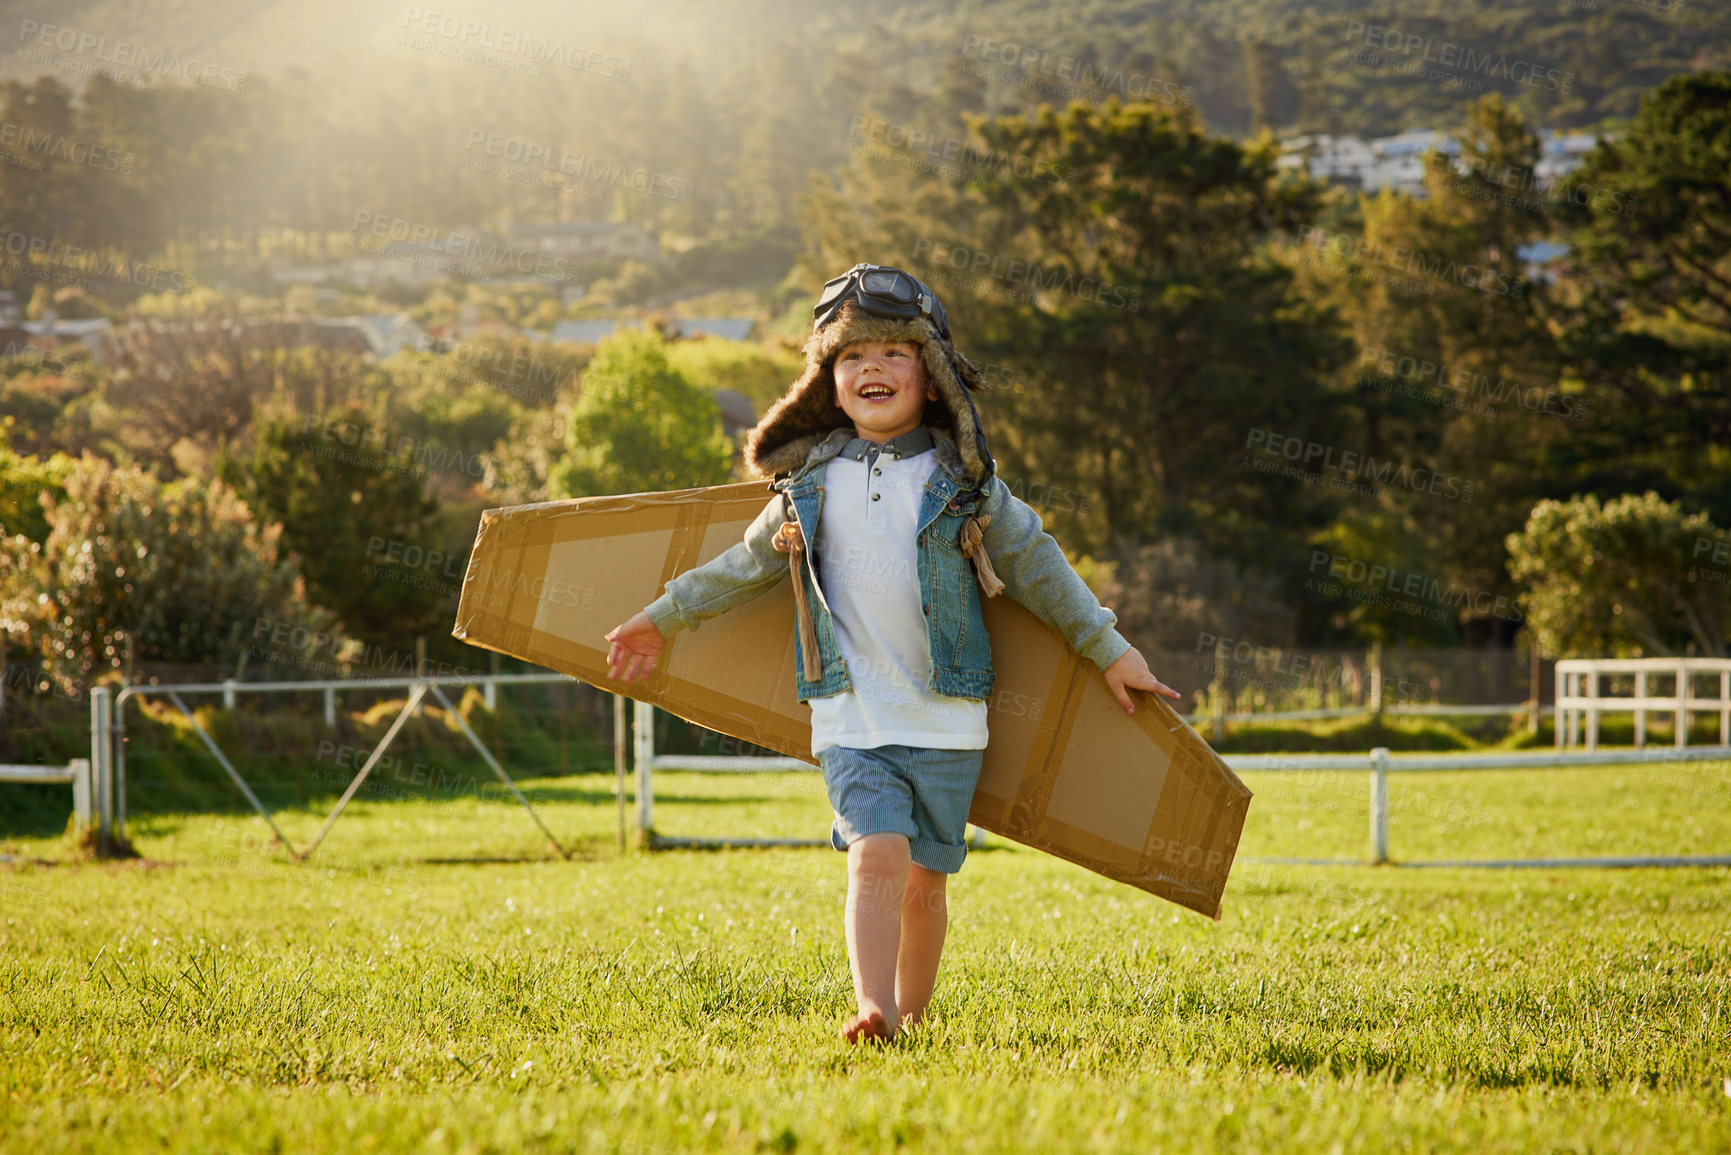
[0,455,338,693]
[1540,73,1731,527]
[1506,492,1731,658]
[547,330,735,498]
[802,97,1352,565]
[0,433,74,545]
[1558,71,1731,338]
[103,313,298,465]
[0,77,80,252]
[1092,536,1296,653]
[218,404,447,647]
[1283,94,1569,631]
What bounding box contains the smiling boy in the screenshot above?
[604,264,1180,1042]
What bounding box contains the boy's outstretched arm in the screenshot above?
[978,479,1181,715]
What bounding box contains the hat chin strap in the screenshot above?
[946,352,996,487]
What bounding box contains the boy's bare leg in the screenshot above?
[895,864,948,1028]
[841,833,909,1043]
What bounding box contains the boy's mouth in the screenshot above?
[858,384,895,401]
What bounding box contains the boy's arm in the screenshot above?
[642,491,792,637]
[977,477,1131,673]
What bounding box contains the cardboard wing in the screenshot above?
[453,481,1252,919]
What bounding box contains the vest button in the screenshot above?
[871,492,880,501]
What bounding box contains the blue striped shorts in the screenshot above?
[816,744,985,873]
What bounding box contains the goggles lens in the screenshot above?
[860,269,910,300]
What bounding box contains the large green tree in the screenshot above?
[1507,491,1731,658]
[1542,71,1731,526]
[1286,93,1568,635]
[1560,72,1731,338]
[804,97,1352,573]
[547,330,735,499]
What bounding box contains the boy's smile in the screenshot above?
[834,340,939,443]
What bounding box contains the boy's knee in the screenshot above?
[849,832,911,878]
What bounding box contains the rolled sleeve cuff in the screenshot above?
[1079,626,1132,673]
[643,590,690,636]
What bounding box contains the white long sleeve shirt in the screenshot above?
[807,426,990,755]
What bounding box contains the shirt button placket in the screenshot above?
[865,444,884,526]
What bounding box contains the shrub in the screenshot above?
[0,454,338,694]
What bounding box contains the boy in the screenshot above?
[604,264,1180,1043]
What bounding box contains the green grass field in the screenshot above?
[4,760,1730,1153]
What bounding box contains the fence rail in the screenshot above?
[90,674,582,857]
[0,760,91,832]
[1225,744,1731,867]
[51,673,1731,872]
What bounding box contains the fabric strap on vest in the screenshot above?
[960,514,1005,597]
[772,521,823,681]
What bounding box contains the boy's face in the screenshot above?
[833,340,938,443]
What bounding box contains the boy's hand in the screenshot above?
[1103,647,1182,715]
[604,611,666,682]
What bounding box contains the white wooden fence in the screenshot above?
[1555,658,1731,750]
[51,670,1731,870]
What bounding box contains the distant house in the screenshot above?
[1279,131,1459,196]
[673,317,757,341]
[354,313,433,357]
[1278,133,1376,189]
[301,313,432,357]
[10,313,117,365]
[1533,130,1598,186]
[714,389,757,440]
[509,221,660,263]
[551,318,643,346]
[1516,241,1572,285]
[1284,127,1600,203]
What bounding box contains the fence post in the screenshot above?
[1211,638,1227,742]
[1721,670,1729,747]
[1556,667,1567,750]
[633,699,654,846]
[485,652,501,711]
[223,678,237,710]
[1369,641,1384,717]
[69,757,91,832]
[1675,661,1688,749]
[414,638,427,714]
[1634,670,1646,747]
[1585,669,1598,752]
[90,685,112,847]
[1528,648,1541,736]
[1369,746,1390,865]
[324,687,337,728]
[614,693,627,854]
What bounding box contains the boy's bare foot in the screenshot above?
[840,1007,896,1044]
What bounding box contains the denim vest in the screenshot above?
[775,428,995,702]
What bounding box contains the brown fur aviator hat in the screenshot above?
[744,294,997,489]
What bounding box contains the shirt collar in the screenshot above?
[839,424,935,463]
